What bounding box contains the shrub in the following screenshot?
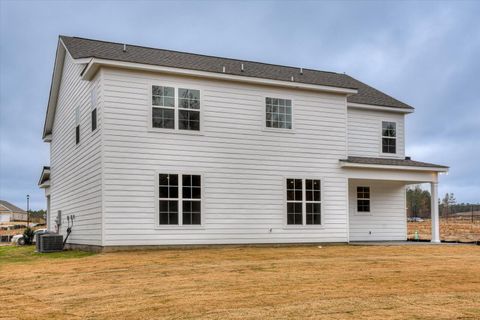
[23,227,35,245]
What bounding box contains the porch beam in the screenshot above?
[430,182,441,243]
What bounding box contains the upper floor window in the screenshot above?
[152,86,175,129]
[357,186,370,213]
[286,178,321,225]
[91,89,97,131]
[158,173,202,226]
[382,121,396,154]
[178,88,200,131]
[266,97,292,129]
[151,85,200,131]
[75,106,80,145]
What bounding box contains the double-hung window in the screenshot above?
[357,186,370,213]
[152,86,175,129]
[151,85,200,131]
[286,178,321,225]
[178,88,200,131]
[266,97,292,129]
[382,121,396,154]
[158,173,202,226]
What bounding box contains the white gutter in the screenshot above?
[348,102,414,114]
[339,161,449,172]
[81,58,359,95]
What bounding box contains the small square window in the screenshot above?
[266,97,292,130]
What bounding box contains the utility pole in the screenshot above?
[26,194,30,228]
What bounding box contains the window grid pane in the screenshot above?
[266,97,292,129]
[357,186,370,212]
[179,110,200,131]
[382,121,396,153]
[287,179,302,225]
[305,179,321,225]
[178,88,200,110]
[152,107,175,129]
[159,174,201,226]
[152,86,175,107]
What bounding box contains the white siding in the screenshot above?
[348,179,407,241]
[49,53,103,245]
[101,68,349,246]
[347,108,405,158]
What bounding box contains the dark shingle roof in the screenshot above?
[60,36,413,110]
[341,156,448,169]
[0,200,26,213]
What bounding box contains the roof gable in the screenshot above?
[0,200,26,213]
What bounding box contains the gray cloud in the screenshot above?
[1,0,479,210]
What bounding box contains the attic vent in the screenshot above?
[241,63,244,72]
[123,44,127,52]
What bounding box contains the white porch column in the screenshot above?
[430,182,441,243]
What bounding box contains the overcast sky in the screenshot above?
[1,0,479,210]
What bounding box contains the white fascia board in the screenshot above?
[81,58,359,95]
[42,39,67,139]
[348,102,414,114]
[339,161,449,172]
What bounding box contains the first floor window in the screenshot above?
[382,121,396,154]
[286,178,321,225]
[158,173,201,225]
[357,186,370,212]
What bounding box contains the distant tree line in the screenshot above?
[28,209,46,223]
[406,185,480,218]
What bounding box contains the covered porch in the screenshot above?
[340,156,449,243]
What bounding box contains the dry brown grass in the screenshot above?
[408,217,480,242]
[1,245,480,320]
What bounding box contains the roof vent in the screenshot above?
[241,63,244,72]
[222,66,226,73]
[291,76,294,82]
[123,44,127,52]
[300,68,303,75]
[405,156,411,160]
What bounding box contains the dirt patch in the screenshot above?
[1,245,479,319]
[408,217,480,242]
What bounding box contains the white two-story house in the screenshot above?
[39,36,448,251]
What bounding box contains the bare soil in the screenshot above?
[408,217,480,242]
[1,245,479,319]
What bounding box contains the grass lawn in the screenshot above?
[1,245,479,319]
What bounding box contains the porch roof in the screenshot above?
[38,166,50,188]
[340,156,449,172]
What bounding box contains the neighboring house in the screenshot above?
[0,200,27,223]
[39,36,448,250]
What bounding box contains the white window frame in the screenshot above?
[154,171,205,229]
[263,95,295,133]
[148,82,203,135]
[283,176,324,228]
[355,185,371,215]
[380,120,397,156]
